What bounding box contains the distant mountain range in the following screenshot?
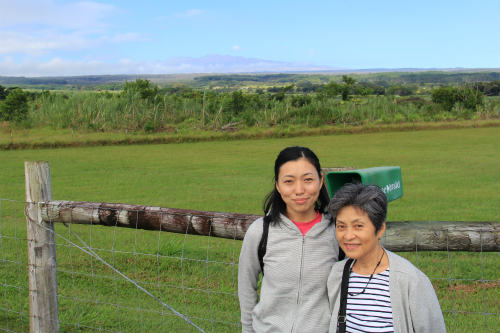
[0,54,497,80]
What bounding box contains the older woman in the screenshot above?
[327,183,446,333]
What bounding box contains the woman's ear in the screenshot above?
[275,181,281,195]
[377,221,387,240]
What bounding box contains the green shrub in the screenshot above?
[0,88,29,122]
[431,86,483,111]
[456,86,484,109]
[122,79,158,100]
[431,86,458,111]
[227,90,246,115]
[0,85,7,100]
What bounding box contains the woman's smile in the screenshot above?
[343,243,360,251]
[293,198,309,205]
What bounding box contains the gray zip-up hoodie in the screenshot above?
[327,249,447,333]
[238,213,340,333]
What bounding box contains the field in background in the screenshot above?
[1,119,498,150]
[1,127,499,332]
[1,126,499,220]
[2,71,499,145]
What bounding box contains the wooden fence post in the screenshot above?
[25,161,59,333]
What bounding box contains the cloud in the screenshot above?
[0,1,145,56]
[0,31,96,55]
[0,30,148,55]
[109,33,149,43]
[0,55,336,77]
[0,57,120,76]
[0,0,116,30]
[232,45,241,52]
[175,9,204,18]
[155,9,206,23]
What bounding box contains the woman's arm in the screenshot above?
[238,219,263,333]
[409,272,447,333]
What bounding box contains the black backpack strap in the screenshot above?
[337,258,354,333]
[257,220,270,274]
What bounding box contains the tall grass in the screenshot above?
[25,91,500,133]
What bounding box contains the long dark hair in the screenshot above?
[263,146,330,225]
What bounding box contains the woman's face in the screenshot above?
[335,205,385,261]
[275,158,324,222]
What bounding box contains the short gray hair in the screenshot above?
[328,183,387,233]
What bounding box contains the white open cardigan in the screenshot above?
[327,249,447,333]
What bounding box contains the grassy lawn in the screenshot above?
[1,126,499,332]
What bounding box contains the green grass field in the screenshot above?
[1,126,499,332]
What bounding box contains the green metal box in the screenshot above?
[325,166,403,202]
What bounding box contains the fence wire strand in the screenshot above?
[36,204,208,333]
[0,199,29,333]
[111,205,123,333]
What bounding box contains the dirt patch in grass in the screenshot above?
[449,281,500,293]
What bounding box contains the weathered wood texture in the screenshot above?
[41,200,500,252]
[380,221,500,252]
[42,200,261,240]
[25,161,59,333]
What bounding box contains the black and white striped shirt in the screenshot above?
[346,269,394,333]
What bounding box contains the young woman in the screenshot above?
[327,183,446,333]
[238,146,341,333]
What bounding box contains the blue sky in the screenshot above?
[0,0,498,76]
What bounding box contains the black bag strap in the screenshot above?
[337,258,354,333]
[257,220,270,274]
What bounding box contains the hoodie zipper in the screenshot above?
[290,236,305,333]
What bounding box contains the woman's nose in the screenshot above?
[344,228,355,240]
[295,182,305,194]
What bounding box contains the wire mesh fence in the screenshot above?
[0,199,29,333]
[1,197,499,333]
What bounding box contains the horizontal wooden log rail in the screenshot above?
[41,200,260,240]
[41,200,500,252]
[381,220,500,252]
